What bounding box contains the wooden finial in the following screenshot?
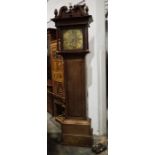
[85,6,89,14]
[69,3,73,10]
[54,9,58,16]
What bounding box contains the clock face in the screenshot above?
[63,29,83,50]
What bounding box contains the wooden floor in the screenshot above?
[47,134,108,155]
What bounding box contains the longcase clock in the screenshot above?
[52,4,93,147]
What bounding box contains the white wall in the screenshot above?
[47,0,106,135]
[95,0,107,135]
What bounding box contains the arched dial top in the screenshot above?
[62,29,83,50]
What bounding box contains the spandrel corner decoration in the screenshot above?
[51,4,93,147]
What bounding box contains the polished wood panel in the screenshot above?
[65,58,86,118]
[62,134,92,147]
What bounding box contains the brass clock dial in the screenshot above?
[63,29,83,50]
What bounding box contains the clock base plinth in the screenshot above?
[62,133,93,147]
[55,117,93,147]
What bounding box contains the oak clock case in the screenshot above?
[52,4,93,147]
